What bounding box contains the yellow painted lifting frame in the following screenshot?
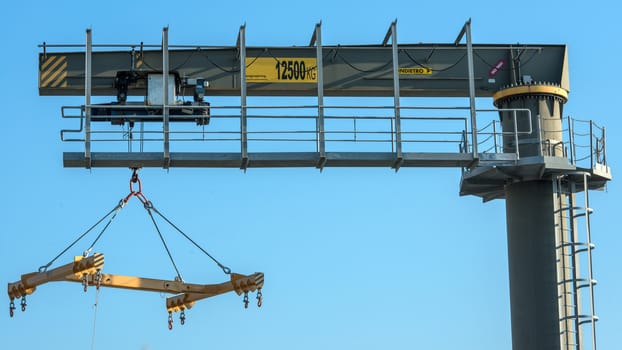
[7,159,262,331]
[8,253,264,324]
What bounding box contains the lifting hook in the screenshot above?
[20,297,27,312]
[257,288,263,308]
[9,299,15,318]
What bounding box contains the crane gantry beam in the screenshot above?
[39,44,569,98]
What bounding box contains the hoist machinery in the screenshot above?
[13,19,613,350]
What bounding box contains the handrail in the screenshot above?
[60,106,84,141]
[61,103,609,168]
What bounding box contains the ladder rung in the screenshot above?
[578,315,599,325]
[577,280,598,289]
[559,314,598,322]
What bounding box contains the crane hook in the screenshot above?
[243,292,249,309]
[257,289,263,308]
[20,297,27,312]
[9,299,15,318]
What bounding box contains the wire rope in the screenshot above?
[83,203,124,256]
[38,202,124,272]
[151,207,231,275]
[145,205,184,281]
[40,169,230,283]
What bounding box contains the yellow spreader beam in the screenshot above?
[7,253,264,316]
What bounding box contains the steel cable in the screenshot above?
[144,205,184,281]
[83,202,125,256]
[39,202,124,272]
[151,206,231,275]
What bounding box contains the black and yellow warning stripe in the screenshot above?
[40,55,68,88]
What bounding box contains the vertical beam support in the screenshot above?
[311,22,326,170]
[238,24,249,170]
[162,27,170,168]
[513,110,520,160]
[602,127,607,166]
[569,116,576,165]
[384,20,402,169]
[492,120,498,153]
[506,181,562,350]
[497,86,572,350]
[455,19,478,159]
[589,120,594,168]
[537,113,544,156]
[84,28,92,168]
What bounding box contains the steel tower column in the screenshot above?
[505,180,563,349]
[494,84,572,350]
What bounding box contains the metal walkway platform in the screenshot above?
[64,151,482,168]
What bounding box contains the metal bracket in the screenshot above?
[238,24,248,165]
[312,22,326,170]
[162,27,170,169]
[454,19,478,159]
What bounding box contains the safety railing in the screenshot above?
[567,117,607,169]
[474,108,533,160]
[61,104,606,171]
[62,104,474,155]
[60,104,536,157]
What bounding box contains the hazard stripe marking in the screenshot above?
[40,55,68,88]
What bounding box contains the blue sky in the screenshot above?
[1,1,620,349]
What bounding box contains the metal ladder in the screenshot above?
[554,173,598,350]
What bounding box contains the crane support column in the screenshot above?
[494,83,572,350]
[505,181,563,349]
